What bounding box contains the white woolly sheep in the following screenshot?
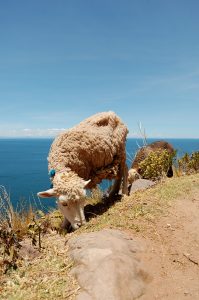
[128,140,175,187]
[38,111,128,229]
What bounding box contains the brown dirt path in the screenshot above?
[139,186,199,300]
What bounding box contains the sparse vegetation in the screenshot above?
[0,225,22,274]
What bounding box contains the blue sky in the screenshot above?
[0,0,199,138]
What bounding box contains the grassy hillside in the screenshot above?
[0,173,199,299]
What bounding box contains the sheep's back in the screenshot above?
[149,141,174,154]
[48,111,128,180]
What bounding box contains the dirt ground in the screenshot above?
[138,186,199,300]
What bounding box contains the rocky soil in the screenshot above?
[139,182,199,299]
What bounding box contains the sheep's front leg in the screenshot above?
[62,217,70,229]
[78,202,86,225]
[108,177,122,198]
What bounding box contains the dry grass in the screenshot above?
[75,173,199,236]
[0,232,79,300]
[1,174,199,299]
[0,186,37,238]
[0,184,77,298]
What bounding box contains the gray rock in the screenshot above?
[68,229,148,300]
[129,179,155,194]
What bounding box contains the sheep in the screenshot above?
[37,111,129,230]
[128,140,175,187]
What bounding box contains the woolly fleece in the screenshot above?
[48,111,128,194]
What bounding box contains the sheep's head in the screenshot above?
[128,168,141,184]
[37,171,90,229]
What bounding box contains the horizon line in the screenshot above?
[0,136,198,140]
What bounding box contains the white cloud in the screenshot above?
[0,128,66,137]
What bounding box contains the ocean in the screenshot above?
[0,138,198,210]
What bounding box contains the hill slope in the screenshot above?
[1,174,199,299]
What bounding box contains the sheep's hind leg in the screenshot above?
[122,163,128,195]
[109,163,128,198]
[108,162,129,198]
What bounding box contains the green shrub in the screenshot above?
[178,151,199,174]
[138,149,175,180]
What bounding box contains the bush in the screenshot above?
[138,149,175,180]
[178,151,199,174]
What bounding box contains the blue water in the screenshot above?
[0,138,198,210]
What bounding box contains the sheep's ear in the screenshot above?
[37,188,57,198]
[83,179,91,188]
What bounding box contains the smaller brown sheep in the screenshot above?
[128,141,175,187]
